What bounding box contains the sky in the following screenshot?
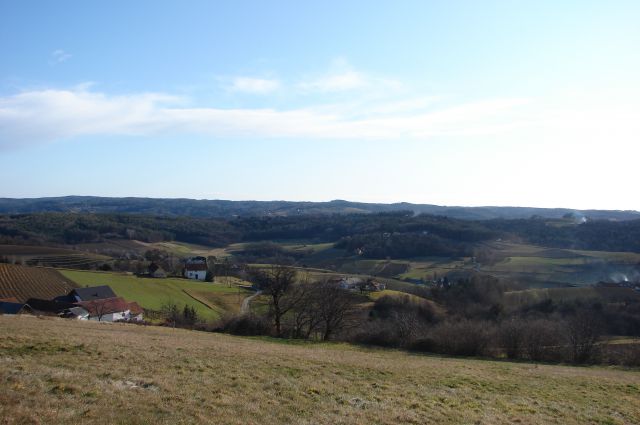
[1,0,639,210]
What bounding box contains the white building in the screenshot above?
[183,257,208,281]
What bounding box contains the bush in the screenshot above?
[522,318,564,362]
[218,314,271,336]
[428,320,493,357]
[352,321,403,347]
[498,318,527,359]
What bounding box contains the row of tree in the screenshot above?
[213,266,639,365]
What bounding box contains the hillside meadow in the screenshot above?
[1,315,639,425]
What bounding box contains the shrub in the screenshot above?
[428,320,493,357]
[218,314,272,336]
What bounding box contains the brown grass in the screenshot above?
[1,315,639,424]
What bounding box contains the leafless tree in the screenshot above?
[312,280,359,341]
[566,311,603,363]
[523,319,562,362]
[289,282,323,339]
[250,265,299,337]
[388,309,421,347]
[91,298,118,322]
[499,318,526,359]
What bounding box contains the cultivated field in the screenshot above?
[60,270,252,321]
[0,264,77,302]
[0,245,111,269]
[1,316,639,424]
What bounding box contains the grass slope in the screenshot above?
[1,316,639,424]
[60,270,250,321]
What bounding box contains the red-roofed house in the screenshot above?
[73,297,144,322]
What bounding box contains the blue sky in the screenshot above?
[1,1,639,209]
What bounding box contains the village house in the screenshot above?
[66,285,117,302]
[0,297,32,315]
[70,297,144,322]
[334,277,386,292]
[183,256,208,281]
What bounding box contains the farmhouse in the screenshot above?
[335,277,386,292]
[74,297,144,322]
[68,285,117,302]
[0,297,31,315]
[26,298,77,316]
[183,257,207,281]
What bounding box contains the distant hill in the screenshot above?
[0,196,638,221]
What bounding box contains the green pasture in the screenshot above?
[60,270,251,321]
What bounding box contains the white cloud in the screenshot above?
[51,49,71,64]
[298,70,368,92]
[0,86,528,148]
[228,77,280,94]
[297,59,402,94]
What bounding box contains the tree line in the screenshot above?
[208,266,640,366]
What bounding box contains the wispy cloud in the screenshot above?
[296,59,402,94]
[50,49,72,64]
[228,77,280,94]
[0,85,527,149]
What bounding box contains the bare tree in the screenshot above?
[250,265,299,337]
[566,311,602,363]
[499,318,526,359]
[391,309,423,347]
[90,298,118,322]
[312,280,359,341]
[523,319,562,362]
[289,283,322,339]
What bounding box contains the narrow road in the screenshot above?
[241,290,262,314]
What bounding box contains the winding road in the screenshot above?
[240,290,262,314]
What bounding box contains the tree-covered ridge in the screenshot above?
[1,196,639,221]
[1,211,640,256]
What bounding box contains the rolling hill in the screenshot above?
[1,196,638,220]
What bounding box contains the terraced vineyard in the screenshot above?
[0,245,111,270]
[0,263,77,303]
[25,253,108,269]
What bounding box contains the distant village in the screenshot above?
[0,255,390,321]
[0,256,212,321]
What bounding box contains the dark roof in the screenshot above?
[185,263,207,271]
[70,285,117,301]
[0,301,26,315]
[26,298,77,313]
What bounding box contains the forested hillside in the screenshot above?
[2,211,640,255]
[1,196,638,221]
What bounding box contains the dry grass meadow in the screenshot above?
[1,315,639,425]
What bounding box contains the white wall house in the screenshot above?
[74,297,144,322]
[183,257,208,281]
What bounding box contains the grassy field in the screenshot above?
[60,270,252,321]
[1,315,640,424]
